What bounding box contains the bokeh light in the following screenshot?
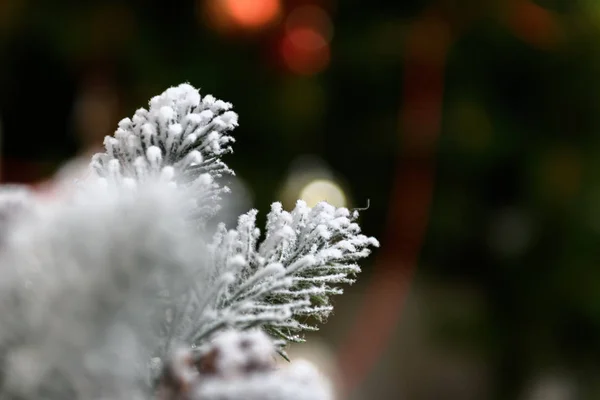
[202,0,282,32]
[281,6,333,75]
[277,156,351,209]
[225,0,281,28]
[281,28,330,75]
[299,179,347,208]
[285,5,334,43]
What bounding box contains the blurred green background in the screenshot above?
[2,0,600,399]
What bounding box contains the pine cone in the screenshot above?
[156,330,276,400]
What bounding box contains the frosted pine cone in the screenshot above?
[156,330,332,400]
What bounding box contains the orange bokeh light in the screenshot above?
[224,0,281,29]
[281,27,330,75]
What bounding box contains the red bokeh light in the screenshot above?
[280,5,333,75]
[281,27,330,75]
[285,5,333,42]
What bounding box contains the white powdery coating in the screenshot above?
[192,199,379,347]
[195,358,333,400]
[0,180,209,399]
[90,83,239,222]
[0,185,36,234]
[0,185,34,206]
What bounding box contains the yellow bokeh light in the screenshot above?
[299,179,347,208]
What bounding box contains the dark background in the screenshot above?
[1,0,600,399]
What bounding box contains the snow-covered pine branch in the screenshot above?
[192,200,379,349]
[87,83,379,353]
[90,83,238,221]
[0,82,379,399]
